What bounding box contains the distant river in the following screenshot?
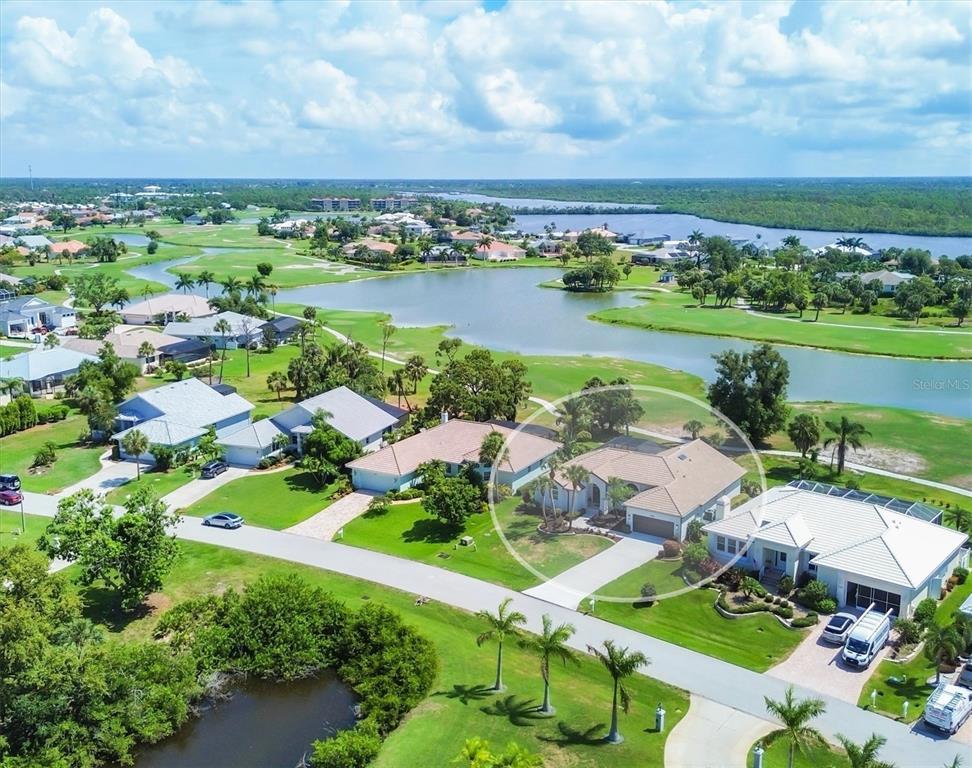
[434,193,972,258]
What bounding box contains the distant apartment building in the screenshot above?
[311,197,362,212]
[371,196,416,212]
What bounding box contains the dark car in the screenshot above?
[203,512,243,529]
[0,490,24,506]
[0,474,22,491]
[200,460,228,479]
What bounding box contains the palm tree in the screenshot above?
[606,477,633,513]
[683,419,705,439]
[174,273,195,294]
[763,686,826,768]
[266,370,288,400]
[245,274,266,298]
[475,597,527,693]
[945,506,970,534]
[535,474,556,529]
[477,233,494,257]
[137,341,155,364]
[587,640,649,744]
[812,292,828,321]
[836,733,896,768]
[404,354,428,394]
[0,377,26,398]
[479,431,508,468]
[925,625,962,684]
[121,429,149,480]
[196,269,216,297]
[555,398,591,455]
[564,464,589,530]
[221,276,243,296]
[389,368,411,409]
[379,321,397,373]
[267,283,278,313]
[213,318,232,383]
[519,614,578,715]
[823,416,871,474]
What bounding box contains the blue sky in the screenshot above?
[1,0,970,179]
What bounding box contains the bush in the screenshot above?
[954,567,969,585]
[640,583,657,601]
[32,441,57,468]
[778,575,794,595]
[718,567,745,591]
[152,444,174,472]
[791,613,819,628]
[845,477,861,490]
[662,539,681,558]
[685,519,704,543]
[796,571,814,589]
[816,598,837,615]
[893,618,923,645]
[763,594,774,603]
[913,597,938,628]
[311,724,381,768]
[37,404,69,423]
[366,497,391,517]
[796,579,835,612]
[683,541,709,570]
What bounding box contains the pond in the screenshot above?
[135,673,358,768]
[112,233,152,247]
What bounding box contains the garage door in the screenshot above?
[632,515,675,538]
[846,582,902,616]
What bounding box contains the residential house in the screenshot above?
[112,377,253,459]
[348,417,560,493]
[704,484,968,617]
[627,234,671,246]
[183,214,206,225]
[0,295,77,337]
[0,347,99,396]
[217,385,407,466]
[471,240,526,262]
[50,240,88,259]
[542,439,744,540]
[14,235,54,250]
[859,269,915,294]
[448,230,484,245]
[265,315,302,342]
[164,311,266,349]
[342,239,398,259]
[120,293,215,325]
[63,326,208,372]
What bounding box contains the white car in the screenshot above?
[821,612,856,644]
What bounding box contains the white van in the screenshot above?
[841,606,893,668]
[924,683,972,735]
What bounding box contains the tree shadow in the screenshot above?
[78,585,149,634]
[479,694,548,727]
[283,471,333,497]
[402,517,462,544]
[537,720,608,746]
[434,683,494,705]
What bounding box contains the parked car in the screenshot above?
[0,490,24,506]
[202,512,243,529]
[924,683,972,735]
[956,661,972,691]
[0,474,22,491]
[200,460,228,479]
[821,612,856,645]
[841,606,893,668]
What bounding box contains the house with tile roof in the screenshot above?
[542,438,745,540]
[347,417,560,493]
[0,347,99,396]
[703,485,968,617]
[121,293,216,325]
[0,295,77,337]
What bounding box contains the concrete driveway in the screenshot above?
[665,695,774,768]
[285,490,377,540]
[61,456,139,496]
[523,535,661,609]
[768,611,889,704]
[161,467,249,512]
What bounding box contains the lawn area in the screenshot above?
[747,737,850,768]
[592,569,805,672]
[0,510,47,548]
[0,344,31,359]
[103,466,196,506]
[171,248,370,288]
[342,498,614,591]
[0,415,104,493]
[591,291,972,359]
[183,467,341,529]
[858,578,972,722]
[50,537,689,767]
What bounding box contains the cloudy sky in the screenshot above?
[1,0,970,179]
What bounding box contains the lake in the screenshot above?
[135,673,357,768]
[113,233,152,247]
[435,193,972,257]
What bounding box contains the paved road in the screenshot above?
[20,491,966,767]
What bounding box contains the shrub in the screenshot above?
[683,541,709,570]
[816,598,837,615]
[796,579,834,611]
[913,598,938,628]
[893,618,923,645]
[311,724,381,768]
[845,477,862,491]
[778,575,794,595]
[796,571,814,589]
[763,594,774,603]
[640,583,657,601]
[32,441,57,468]
[954,567,969,585]
[791,613,819,628]
[685,519,704,543]
[662,539,681,558]
[152,444,174,472]
[366,497,391,517]
[718,567,745,591]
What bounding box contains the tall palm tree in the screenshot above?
[535,474,555,529]
[587,640,649,744]
[245,274,266,298]
[404,354,428,394]
[121,429,149,480]
[836,733,896,768]
[213,317,232,383]
[520,614,578,715]
[267,283,278,313]
[475,597,527,693]
[379,321,397,374]
[174,273,195,294]
[266,370,288,401]
[221,276,243,296]
[196,269,216,297]
[763,686,827,768]
[555,398,591,455]
[924,625,962,684]
[683,419,705,439]
[389,368,410,409]
[823,416,871,474]
[564,464,589,530]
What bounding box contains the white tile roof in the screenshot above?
[217,418,286,449]
[705,487,967,588]
[0,347,98,382]
[164,311,265,338]
[284,386,403,443]
[122,293,215,319]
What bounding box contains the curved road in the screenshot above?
[20,490,966,767]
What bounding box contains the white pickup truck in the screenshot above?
[924,682,972,735]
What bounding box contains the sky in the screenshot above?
[1,0,970,179]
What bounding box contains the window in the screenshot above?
[727,539,737,555]
[716,536,726,553]
[807,553,817,574]
[552,487,560,500]
[778,551,787,564]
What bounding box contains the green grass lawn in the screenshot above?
[591,570,805,672]
[747,737,850,768]
[103,466,196,506]
[47,537,688,768]
[342,498,613,591]
[0,344,31,359]
[858,579,972,722]
[182,468,340,529]
[0,415,104,493]
[170,248,370,288]
[0,510,46,548]
[592,291,972,359]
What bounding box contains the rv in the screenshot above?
[924,683,972,735]
[841,604,893,668]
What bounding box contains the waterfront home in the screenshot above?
[541,438,744,539]
[471,240,526,262]
[63,326,208,372]
[0,347,98,396]
[164,311,266,349]
[51,240,88,258]
[0,295,77,337]
[703,483,967,617]
[112,377,253,459]
[121,293,215,325]
[348,417,560,493]
[859,269,915,294]
[342,239,398,260]
[14,235,54,250]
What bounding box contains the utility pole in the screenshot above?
[28,164,33,192]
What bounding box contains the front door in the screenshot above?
[763,549,787,571]
[590,484,601,510]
